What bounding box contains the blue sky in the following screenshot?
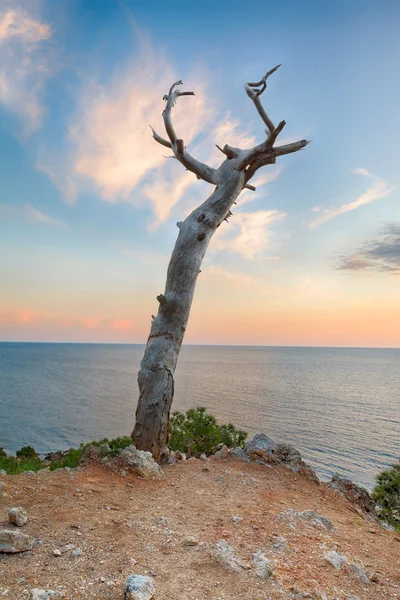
[1,0,399,346]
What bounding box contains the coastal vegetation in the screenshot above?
[0,408,246,473]
[169,407,247,457]
[372,462,400,532]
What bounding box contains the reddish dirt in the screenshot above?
[0,456,399,599]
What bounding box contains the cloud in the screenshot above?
[0,308,135,333]
[212,209,286,259]
[238,166,283,206]
[0,203,64,225]
[37,161,78,206]
[203,265,264,289]
[310,169,396,229]
[0,6,52,132]
[338,223,400,274]
[143,166,196,228]
[68,35,212,207]
[112,319,134,331]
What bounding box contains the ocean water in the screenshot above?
[0,342,399,490]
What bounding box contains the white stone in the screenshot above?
[8,507,28,527]
[124,575,155,600]
[31,590,61,600]
[211,539,249,572]
[324,550,347,570]
[252,550,273,579]
[117,446,163,480]
[183,536,198,547]
[0,529,34,553]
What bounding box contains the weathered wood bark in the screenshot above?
[132,67,309,462]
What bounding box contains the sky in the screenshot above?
[0,0,399,347]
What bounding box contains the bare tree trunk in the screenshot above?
[133,170,244,461]
[132,69,309,461]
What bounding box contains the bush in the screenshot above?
[372,462,400,532]
[49,435,132,471]
[0,456,43,475]
[16,445,38,459]
[169,407,247,457]
[0,447,7,458]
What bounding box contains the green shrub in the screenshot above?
[0,456,43,475]
[0,447,7,458]
[49,435,132,471]
[16,445,38,459]
[372,462,400,532]
[169,406,247,457]
[49,447,85,471]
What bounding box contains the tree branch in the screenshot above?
[239,66,310,181]
[149,81,217,185]
[244,64,281,134]
[244,139,310,184]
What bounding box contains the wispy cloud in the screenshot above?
[238,166,283,206]
[212,209,286,259]
[0,203,64,226]
[68,34,212,209]
[37,160,78,206]
[338,223,400,274]
[0,308,135,333]
[310,169,396,229]
[0,6,52,132]
[202,265,265,290]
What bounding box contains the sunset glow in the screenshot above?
[1,1,399,347]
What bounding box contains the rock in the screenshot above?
[0,529,34,553]
[348,562,369,584]
[124,574,155,600]
[281,509,333,530]
[53,549,62,557]
[369,572,379,582]
[31,590,61,600]
[270,535,290,552]
[330,473,375,514]
[0,470,6,477]
[231,515,242,524]
[379,520,396,531]
[44,451,64,462]
[174,450,186,461]
[231,447,250,462]
[183,536,198,547]
[61,544,75,553]
[241,435,319,481]
[324,550,347,570]
[199,453,208,461]
[275,443,302,464]
[214,445,231,459]
[275,443,319,482]
[252,550,273,579]
[8,507,28,527]
[245,434,277,463]
[114,446,163,480]
[71,547,82,557]
[79,444,107,465]
[211,539,249,572]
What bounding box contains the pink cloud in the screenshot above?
[112,319,134,331]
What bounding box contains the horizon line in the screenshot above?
[0,340,399,350]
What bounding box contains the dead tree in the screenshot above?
[132,66,309,461]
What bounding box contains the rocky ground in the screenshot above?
[0,450,399,600]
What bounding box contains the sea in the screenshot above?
[0,342,399,490]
